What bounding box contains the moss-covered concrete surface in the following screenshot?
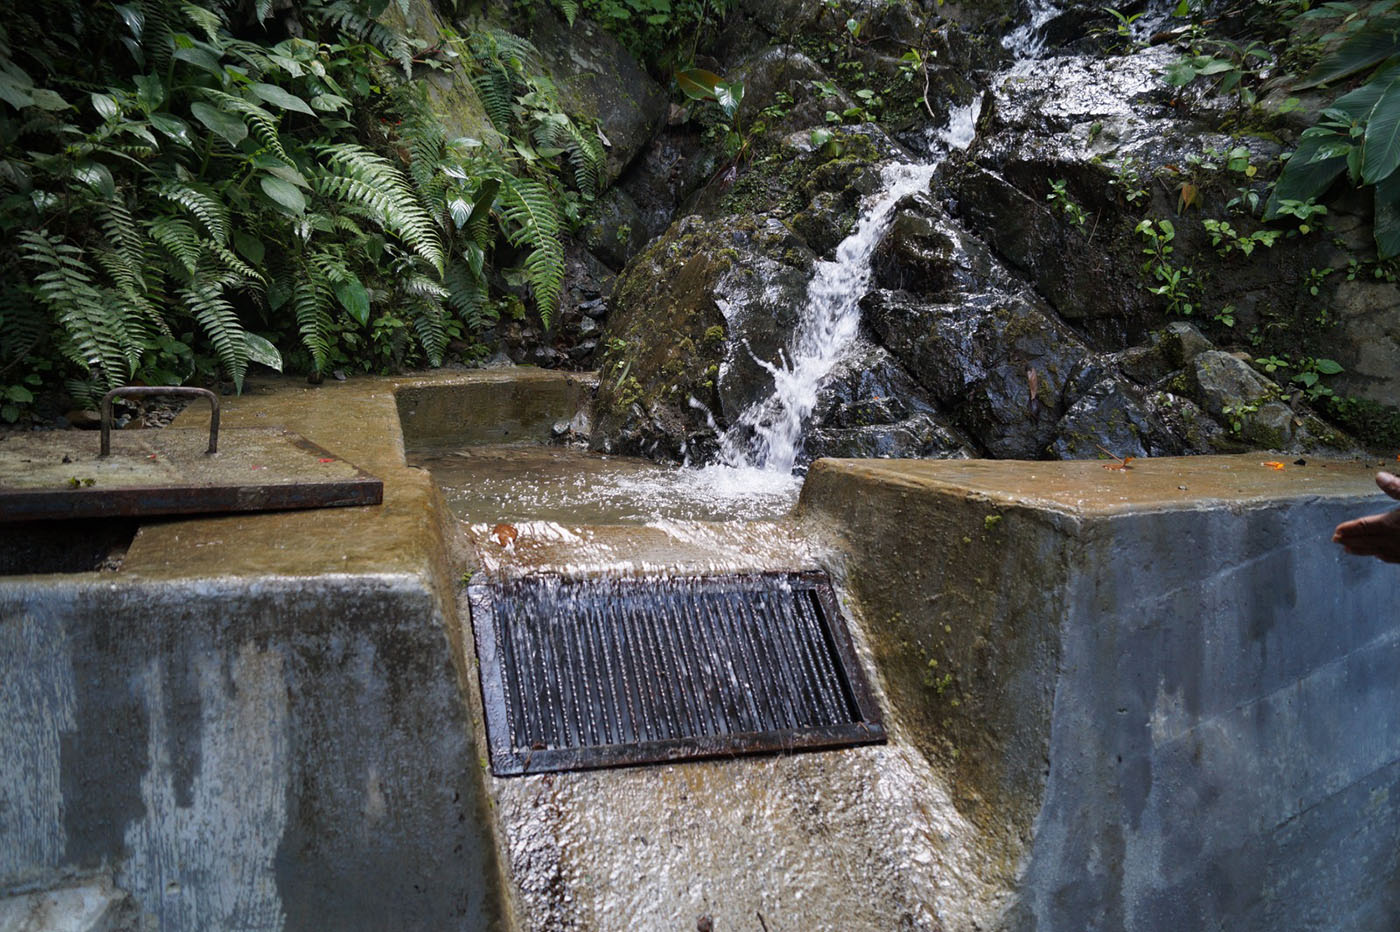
[799,455,1400,931]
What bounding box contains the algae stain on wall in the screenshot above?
[0,611,77,888]
[120,643,291,930]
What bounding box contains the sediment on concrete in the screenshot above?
[798,455,1400,932]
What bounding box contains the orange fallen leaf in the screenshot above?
[492,523,518,547]
[1262,461,1285,470]
[318,457,335,463]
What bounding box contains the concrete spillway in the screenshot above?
[2,371,1397,931]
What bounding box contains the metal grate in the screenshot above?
[468,572,885,776]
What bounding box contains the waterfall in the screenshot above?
[715,161,938,475]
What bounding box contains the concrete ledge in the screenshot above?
[798,455,1400,931]
[0,371,594,930]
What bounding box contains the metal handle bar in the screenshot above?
[99,386,219,456]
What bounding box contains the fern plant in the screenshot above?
[1,0,600,421]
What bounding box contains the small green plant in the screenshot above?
[1136,218,1197,315]
[676,68,752,160]
[1221,401,1260,434]
[1106,154,1149,205]
[1292,356,1345,400]
[1202,219,1282,255]
[1047,179,1090,230]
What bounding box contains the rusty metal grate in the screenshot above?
[468,572,884,776]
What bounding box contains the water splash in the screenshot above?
[1004,0,1061,58]
[717,161,938,474]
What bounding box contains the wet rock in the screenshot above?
[806,414,975,461]
[1188,350,1277,416]
[582,187,649,271]
[863,287,1091,458]
[615,127,719,255]
[1051,375,1182,459]
[731,46,848,135]
[593,133,905,458]
[1116,321,1215,385]
[530,12,667,185]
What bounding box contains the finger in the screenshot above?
[1378,471,1400,501]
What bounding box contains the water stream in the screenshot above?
[715,161,939,475]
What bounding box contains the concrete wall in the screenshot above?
[0,573,503,931]
[800,456,1400,932]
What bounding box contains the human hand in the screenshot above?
[1332,471,1400,564]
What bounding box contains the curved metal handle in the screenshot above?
[100,386,220,457]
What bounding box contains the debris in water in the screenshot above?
[1096,444,1134,470]
[493,523,519,547]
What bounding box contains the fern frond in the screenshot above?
[316,143,444,273]
[534,113,605,196]
[148,215,202,275]
[0,282,49,373]
[99,201,146,265]
[471,68,515,133]
[314,1,412,75]
[180,1,223,42]
[202,90,289,162]
[292,259,334,375]
[444,258,495,330]
[495,176,564,326]
[212,242,267,292]
[20,230,138,387]
[402,272,449,365]
[159,181,230,245]
[470,27,541,73]
[180,279,249,391]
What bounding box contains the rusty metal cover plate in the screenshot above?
[0,428,382,521]
[468,572,884,776]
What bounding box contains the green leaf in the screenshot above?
[1265,133,1348,217]
[260,175,306,214]
[91,93,119,120]
[1334,61,1400,119]
[5,385,34,403]
[29,88,69,111]
[1363,70,1400,183]
[250,83,315,116]
[73,161,115,198]
[244,332,283,372]
[1313,358,1345,374]
[715,81,744,119]
[0,66,36,109]
[675,68,723,101]
[1164,59,1201,86]
[134,74,166,111]
[233,231,265,265]
[190,101,248,146]
[173,46,224,78]
[263,161,310,188]
[1297,25,1400,89]
[1374,169,1400,256]
[333,275,371,325]
[149,112,192,146]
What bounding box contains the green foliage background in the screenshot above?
[0,0,603,420]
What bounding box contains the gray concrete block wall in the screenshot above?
[800,458,1400,932]
[0,575,504,931]
[1017,499,1400,931]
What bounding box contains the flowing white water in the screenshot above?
[715,161,938,475]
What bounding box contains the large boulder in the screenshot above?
[863,287,1091,457]
[590,213,814,459]
[529,12,667,185]
[380,0,498,145]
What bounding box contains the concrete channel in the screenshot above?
[2,370,1397,930]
